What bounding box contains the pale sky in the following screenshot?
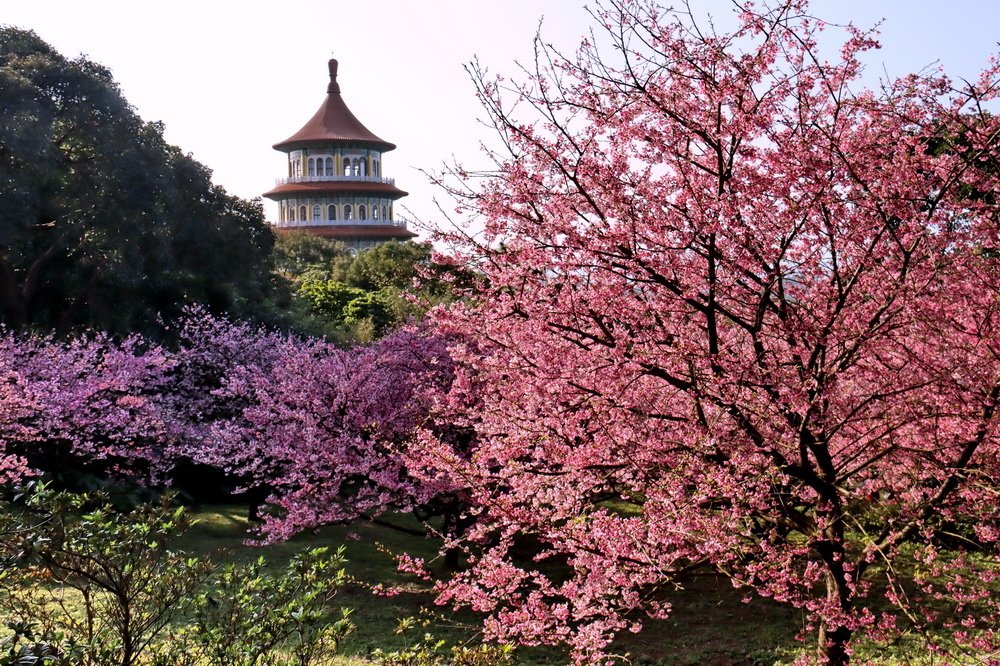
[4,1,1000,236]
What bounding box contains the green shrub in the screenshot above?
[0,486,352,666]
[186,547,353,666]
[0,487,211,666]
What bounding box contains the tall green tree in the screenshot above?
[0,28,273,334]
[274,238,462,341]
[329,240,432,292]
[272,231,348,277]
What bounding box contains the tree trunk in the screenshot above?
[246,485,271,523]
[441,499,474,570]
[0,240,65,328]
[817,618,852,666]
[0,258,28,327]
[816,561,853,665]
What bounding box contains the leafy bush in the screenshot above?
[186,548,353,666]
[0,622,89,666]
[0,486,210,666]
[0,486,353,666]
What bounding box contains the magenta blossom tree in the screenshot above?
[425,0,1000,663]
[164,311,294,479]
[165,312,463,542]
[236,329,460,542]
[0,329,175,482]
[0,310,463,542]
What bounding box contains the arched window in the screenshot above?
[294,160,302,177]
[299,205,307,222]
[289,206,296,222]
[359,205,367,220]
[372,161,379,177]
[344,204,353,221]
[312,205,321,221]
[307,158,315,177]
[360,159,367,176]
[343,158,351,176]
[371,205,379,221]
[328,204,337,220]
[382,204,388,220]
[325,157,333,176]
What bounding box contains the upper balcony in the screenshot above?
[272,218,410,229]
[275,174,395,186]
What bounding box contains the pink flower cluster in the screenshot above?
[0,312,460,543]
[422,0,1000,661]
[0,330,174,482]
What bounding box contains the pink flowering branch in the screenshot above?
[424,0,1000,663]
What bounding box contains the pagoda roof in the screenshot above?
[277,224,418,241]
[262,179,408,201]
[273,59,396,153]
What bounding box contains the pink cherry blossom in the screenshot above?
[423,1,1000,663]
[164,311,463,542]
[0,327,176,480]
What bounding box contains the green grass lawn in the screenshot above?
[176,505,536,663]
[176,505,804,665]
[10,502,990,664]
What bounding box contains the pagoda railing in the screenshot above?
[271,218,409,229]
[275,175,395,185]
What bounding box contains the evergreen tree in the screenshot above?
[0,28,274,334]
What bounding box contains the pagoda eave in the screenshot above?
[276,224,418,240]
[273,138,396,153]
[263,181,408,200]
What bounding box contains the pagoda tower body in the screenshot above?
[264,59,416,251]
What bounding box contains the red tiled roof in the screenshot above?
[276,224,418,240]
[273,59,395,153]
[262,180,408,200]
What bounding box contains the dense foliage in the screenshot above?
[0,486,353,666]
[423,0,1000,663]
[0,311,461,538]
[0,28,274,334]
[275,234,463,342]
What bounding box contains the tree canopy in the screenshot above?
[275,235,462,342]
[0,28,274,334]
[425,0,1000,663]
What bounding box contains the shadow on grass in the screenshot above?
[176,505,803,665]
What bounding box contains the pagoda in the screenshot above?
[264,58,416,251]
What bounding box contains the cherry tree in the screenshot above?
[0,328,175,481]
[164,311,292,473]
[0,308,464,541]
[238,328,460,542]
[165,312,462,542]
[427,1,1000,663]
